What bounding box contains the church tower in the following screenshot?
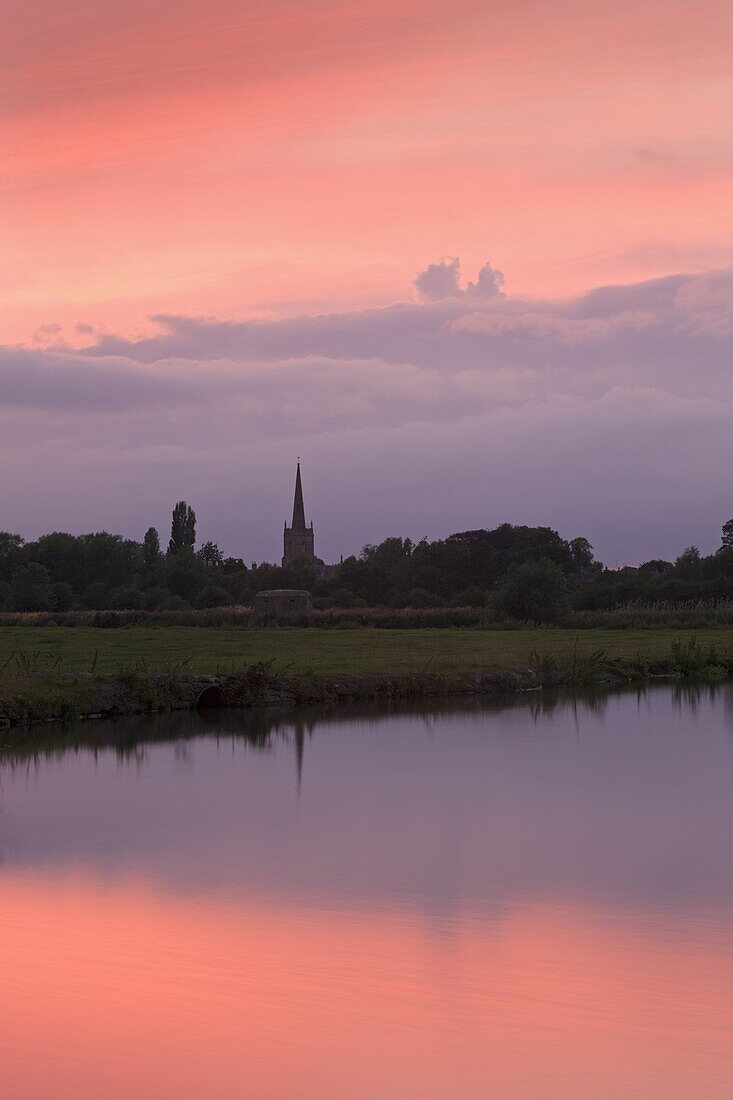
[283,461,315,566]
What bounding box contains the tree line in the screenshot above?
[1,502,732,620]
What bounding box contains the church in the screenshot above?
[282,462,323,570]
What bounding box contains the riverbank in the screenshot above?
[2,630,731,727]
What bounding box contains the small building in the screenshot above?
[254,589,313,620]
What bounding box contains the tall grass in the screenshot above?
[1,600,733,630]
[568,600,733,629]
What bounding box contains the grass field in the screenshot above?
[2,625,732,676]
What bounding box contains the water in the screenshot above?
[2,685,733,1099]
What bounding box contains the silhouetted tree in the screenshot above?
[570,537,594,567]
[0,532,24,583]
[494,558,570,623]
[638,559,673,574]
[164,549,206,599]
[198,540,224,569]
[675,545,701,578]
[22,532,82,587]
[721,518,733,550]
[107,586,146,610]
[222,556,246,573]
[51,581,75,611]
[168,502,196,555]
[194,585,231,608]
[10,562,55,612]
[83,581,107,610]
[143,526,161,567]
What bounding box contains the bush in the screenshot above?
[165,549,207,600]
[51,581,75,612]
[145,586,172,611]
[453,586,490,607]
[10,563,55,612]
[107,586,147,610]
[159,595,188,611]
[83,581,108,610]
[401,588,443,609]
[194,585,231,609]
[495,558,570,623]
[327,589,368,609]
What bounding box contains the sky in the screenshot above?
[2,0,733,564]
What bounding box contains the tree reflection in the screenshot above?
[0,682,729,777]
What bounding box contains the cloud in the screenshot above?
[1,266,732,562]
[413,257,463,301]
[413,258,505,302]
[466,262,505,299]
[32,323,62,344]
[450,309,656,343]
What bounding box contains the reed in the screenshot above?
[2,600,733,631]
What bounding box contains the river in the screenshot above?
[1,685,733,1098]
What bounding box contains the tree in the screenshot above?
[160,594,188,611]
[81,532,143,589]
[222,556,246,574]
[675,545,701,578]
[198,540,224,569]
[107,586,146,610]
[495,558,570,623]
[453,586,490,607]
[638,559,673,574]
[0,532,24,583]
[569,537,594,568]
[10,562,55,612]
[144,586,172,611]
[332,556,394,605]
[722,518,733,550]
[194,585,231,608]
[168,501,196,554]
[51,581,75,611]
[361,537,413,566]
[143,527,161,567]
[83,581,107,610]
[402,588,442,608]
[327,588,366,609]
[164,548,206,599]
[23,532,83,587]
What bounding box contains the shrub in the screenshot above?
[83,581,108,610]
[402,588,443,609]
[495,558,570,623]
[159,595,188,611]
[107,586,147,610]
[453,587,490,607]
[51,581,75,612]
[145,586,172,611]
[194,585,231,609]
[10,563,55,612]
[327,589,367,609]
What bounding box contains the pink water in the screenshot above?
[2,689,732,1098]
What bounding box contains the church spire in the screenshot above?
[282,459,316,567]
[291,460,306,531]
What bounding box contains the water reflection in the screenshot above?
[3,680,733,774]
[1,685,733,1098]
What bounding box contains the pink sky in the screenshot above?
[3,0,732,341]
[2,0,733,561]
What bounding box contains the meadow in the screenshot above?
[2,624,733,676]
